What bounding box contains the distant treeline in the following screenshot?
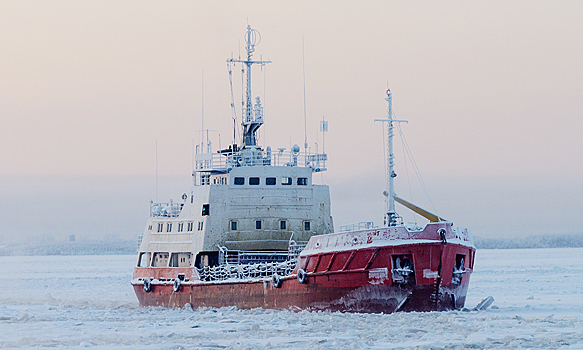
[0,240,136,256]
[474,233,583,249]
[1,234,583,256]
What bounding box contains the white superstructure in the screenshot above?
[136,26,333,269]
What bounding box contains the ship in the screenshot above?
[131,25,475,313]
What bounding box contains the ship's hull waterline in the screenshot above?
[132,227,475,313]
[133,274,469,314]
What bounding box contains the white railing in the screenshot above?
[196,259,297,282]
[217,240,308,266]
[287,240,308,259]
[195,150,327,173]
[150,202,184,218]
[137,234,143,250]
[339,222,376,232]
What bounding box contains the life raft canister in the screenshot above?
[143,278,152,293]
[297,269,307,284]
[173,278,181,292]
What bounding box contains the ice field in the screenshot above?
[1,248,582,349]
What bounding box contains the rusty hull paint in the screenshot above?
[132,239,474,313]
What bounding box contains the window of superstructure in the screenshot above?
[202,204,209,216]
[201,174,210,185]
[266,177,276,185]
[256,220,262,230]
[167,223,172,232]
[157,223,163,232]
[280,220,287,230]
[230,221,238,231]
[137,252,147,267]
[234,177,245,185]
[178,223,184,232]
[187,222,193,232]
[282,177,292,185]
[304,221,311,231]
[148,225,152,231]
[297,177,308,186]
[198,221,204,231]
[249,177,260,185]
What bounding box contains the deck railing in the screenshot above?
[217,240,308,266]
[150,201,184,218]
[339,221,376,232]
[195,150,327,173]
[137,234,143,250]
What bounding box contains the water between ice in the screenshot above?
[0,248,582,349]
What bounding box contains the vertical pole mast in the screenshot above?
[375,89,407,226]
[387,90,395,215]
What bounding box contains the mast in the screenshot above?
[227,25,271,147]
[375,89,407,226]
[387,91,396,216]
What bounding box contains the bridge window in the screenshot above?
[202,204,209,216]
[157,223,163,232]
[297,177,308,186]
[249,177,260,185]
[166,223,172,232]
[282,177,292,185]
[234,177,245,185]
[266,177,276,185]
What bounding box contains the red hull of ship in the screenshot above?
[132,224,475,313]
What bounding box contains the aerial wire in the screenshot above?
[155,139,158,202]
[302,36,308,163]
[396,122,438,215]
[201,71,204,151]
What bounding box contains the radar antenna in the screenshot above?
[227,25,271,147]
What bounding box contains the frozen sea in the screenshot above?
[1,248,582,349]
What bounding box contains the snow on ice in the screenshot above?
[1,248,583,349]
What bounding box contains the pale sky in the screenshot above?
[1,1,582,242]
